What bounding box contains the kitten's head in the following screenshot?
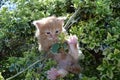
[33,16,66,41]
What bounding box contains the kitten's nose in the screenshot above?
[51,35,57,41]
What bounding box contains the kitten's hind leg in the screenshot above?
[47,68,68,80]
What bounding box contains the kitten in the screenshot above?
[33,16,82,80]
[33,16,66,52]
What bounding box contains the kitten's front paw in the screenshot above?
[47,68,59,80]
[67,35,78,45]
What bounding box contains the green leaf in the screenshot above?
[0,72,4,80]
[63,42,68,51]
[50,43,60,54]
[107,32,112,40]
[107,53,113,60]
[9,64,15,72]
[89,43,95,50]
[114,49,120,54]
[81,39,89,44]
[106,70,113,79]
[97,65,104,71]
[103,59,109,67]
[114,49,120,59]
[58,33,66,43]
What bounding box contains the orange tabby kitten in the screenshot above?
[33,16,82,80]
[33,16,66,52]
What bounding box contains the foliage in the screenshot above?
[70,0,120,79]
[0,0,120,80]
[50,33,68,54]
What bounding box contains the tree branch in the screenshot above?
[64,7,81,31]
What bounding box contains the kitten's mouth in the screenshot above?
[48,38,58,42]
[52,36,57,41]
[53,38,58,42]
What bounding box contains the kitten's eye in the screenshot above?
[55,30,59,33]
[46,32,50,34]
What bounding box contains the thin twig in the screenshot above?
[64,7,81,31]
[6,60,41,80]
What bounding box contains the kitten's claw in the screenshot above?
[67,35,78,44]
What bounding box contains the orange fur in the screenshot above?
[33,16,66,51]
[54,53,81,74]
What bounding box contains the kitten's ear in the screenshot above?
[57,17,67,22]
[32,20,42,29]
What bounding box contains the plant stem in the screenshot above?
[64,7,81,31]
[6,60,41,80]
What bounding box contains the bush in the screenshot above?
[0,0,120,80]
